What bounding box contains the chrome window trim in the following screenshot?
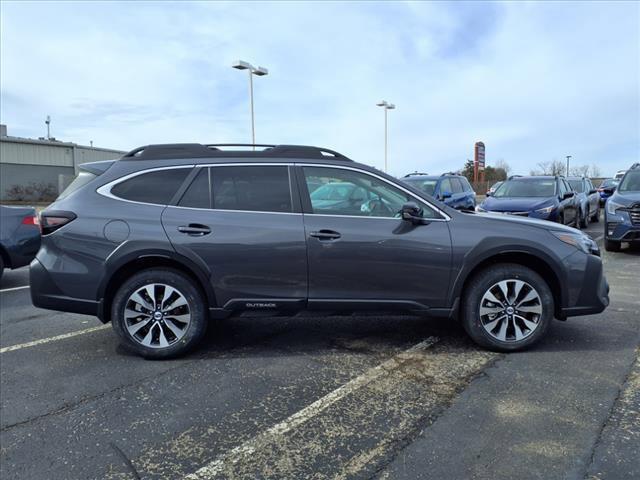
[96,161,451,221]
[300,163,451,221]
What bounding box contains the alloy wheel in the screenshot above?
[124,283,191,348]
[479,279,542,342]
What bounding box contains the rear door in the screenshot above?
[298,165,452,310]
[162,164,307,309]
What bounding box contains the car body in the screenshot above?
[486,181,504,196]
[477,176,579,226]
[401,173,476,210]
[597,178,618,205]
[604,163,640,251]
[30,143,608,358]
[567,177,600,228]
[614,170,627,181]
[0,205,40,279]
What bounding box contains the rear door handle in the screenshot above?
[177,224,211,236]
[309,229,341,241]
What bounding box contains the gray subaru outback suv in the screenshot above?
[30,144,609,358]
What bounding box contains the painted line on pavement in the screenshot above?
[0,285,30,293]
[0,324,111,354]
[593,234,604,242]
[185,336,440,480]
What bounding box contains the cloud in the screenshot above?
[1,1,638,176]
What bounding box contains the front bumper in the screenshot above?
[558,253,609,318]
[605,221,640,242]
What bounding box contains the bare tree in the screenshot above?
[493,159,512,176]
[590,164,602,178]
[532,160,566,176]
[570,165,590,177]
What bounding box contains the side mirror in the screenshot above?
[441,191,452,199]
[401,202,425,224]
[563,192,575,199]
[603,187,614,195]
[588,189,597,195]
[486,191,492,197]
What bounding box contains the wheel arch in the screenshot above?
[98,251,216,323]
[453,250,564,319]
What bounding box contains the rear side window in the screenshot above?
[211,166,292,213]
[111,168,190,205]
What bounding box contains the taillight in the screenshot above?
[40,211,77,235]
[21,215,40,227]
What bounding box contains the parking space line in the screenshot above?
[185,336,440,480]
[0,324,111,354]
[0,285,30,293]
[593,234,604,242]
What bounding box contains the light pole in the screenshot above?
[566,155,572,176]
[45,115,51,140]
[232,60,268,148]
[376,100,395,172]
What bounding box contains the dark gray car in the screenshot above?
[30,144,609,358]
[0,205,41,280]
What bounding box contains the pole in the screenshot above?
[384,108,388,173]
[248,70,255,150]
[566,155,571,176]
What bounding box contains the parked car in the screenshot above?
[614,170,627,181]
[567,177,600,228]
[603,163,640,252]
[31,143,608,358]
[486,181,504,196]
[477,176,578,226]
[0,205,41,280]
[597,178,619,206]
[401,173,476,210]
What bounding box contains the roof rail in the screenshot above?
[630,162,640,170]
[120,143,352,161]
[403,172,429,177]
[440,172,459,177]
[508,175,523,180]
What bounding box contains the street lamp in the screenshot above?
[566,155,572,176]
[376,100,395,172]
[232,60,269,148]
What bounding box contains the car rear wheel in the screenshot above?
[604,238,621,252]
[112,268,208,359]
[461,264,553,352]
[591,206,600,222]
[580,208,589,228]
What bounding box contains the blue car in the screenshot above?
[477,176,579,226]
[597,178,619,206]
[401,173,476,210]
[603,163,640,251]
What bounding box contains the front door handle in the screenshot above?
[177,224,211,236]
[309,229,341,241]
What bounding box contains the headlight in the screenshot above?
[475,205,486,212]
[535,205,556,214]
[607,200,625,216]
[551,231,598,255]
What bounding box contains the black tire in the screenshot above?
[0,256,4,282]
[111,268,208,359]
[604,238,621,252]
[461,263,554,352]
[591,206,600,222]
[580,208,588,229]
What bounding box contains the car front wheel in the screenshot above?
[112,268,208,359]
[604,238,621,252]
[462,264,553,352]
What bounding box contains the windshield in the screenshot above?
[618,171,640,192]
[310,182,357,201]
[403,178,438,196]
[493,179,556,198]
[568,180,584,192]
[601,179,618,187]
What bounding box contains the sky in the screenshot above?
[1,0,638,177]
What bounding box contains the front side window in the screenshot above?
[450,178,464,194]
[303,166,439,219]
[111,168,191,205]
[439,178,453,195]
[211,166,292,213]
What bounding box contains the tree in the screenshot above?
[461,159,474,182]
[493,159,512,176]
[531,159,566,176]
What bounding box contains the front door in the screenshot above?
[162,164,307,309]
[298,165,452,310]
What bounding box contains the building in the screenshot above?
[0,124,125,202]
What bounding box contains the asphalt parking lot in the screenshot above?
[1,217,638,480]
